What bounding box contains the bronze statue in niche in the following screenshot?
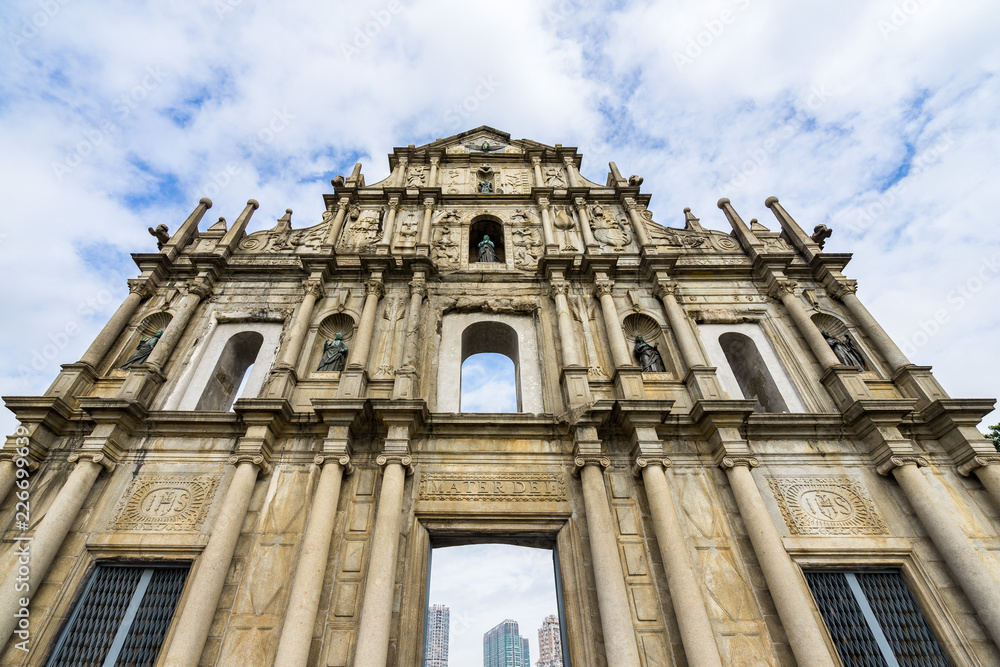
[121,329,163,368]
[318,333,349,372]
[633,335,666,372]
[478,235,498,262]
[823,331,866,371]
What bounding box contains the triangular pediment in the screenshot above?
[417,126,556,155]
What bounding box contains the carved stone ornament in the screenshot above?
[632,456,671,477]
[112,474,220,532]
[364,279,385,299]
[768,477,888,536]
[302,279,325,299]
[572,456,611,476]
[238,210,328,254]
[314,454,354,475]
[419,473,568,502]
[594,281,614,298]
[767,280,798,299]
[376,454,414,474]
[876,455,929,477]
[127,279,155,299]
[829,280,859,300]
[67,451,116,472]
[653,281,678,299]
[957,455,1000,477]
[720,456,759,469]
[228,453,272,474]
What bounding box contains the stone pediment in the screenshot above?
[419,126,554,156]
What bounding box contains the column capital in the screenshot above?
[376,453,414,474]
[594,280,614,298]
[653,280,678,299]
[767,279,798,299]
[127,278,155,298]
[314,453,354,474]
[429,155,440,166]
[720,455,759,469]
[365,279,385,298]
[573,455,611,476]
[423,198,435,210]
[302,279,325,299]
[409,277,427,298]
[536,196,551,209]
[184,278,213,300]
[957,454,1000,476]
[67,451,116,473]
[623,198,638,211]
[574,196,588,208]
[386,198,400,210]
[632,455,671,477]
[228,452,272,474]
[829,279,858,300]
[531,155,542,166]
[876,454,929,476]
[550,280,570,297]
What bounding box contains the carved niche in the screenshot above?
[768,477,888,536]
[113,474,220,532]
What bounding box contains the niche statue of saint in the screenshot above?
[317,333,349,372]
[478,234,498,263]
[822,331,866,371]
[120,329,163,369]
[633,335,666,372]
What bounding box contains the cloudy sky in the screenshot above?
[428,544,559,665]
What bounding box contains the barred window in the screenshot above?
[47,564,188,667]
[805,570,949,666]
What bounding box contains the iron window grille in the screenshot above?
[46,563,189,667]
[805,570,950,667]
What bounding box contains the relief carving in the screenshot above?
[543,165,567,187]
[431,225,460,267]
[590,204,631,252]
[419,473,567,501]
[512,225,542,269]
[339,208,383,253]
[768,477,888,535]
[113,474,220,531]
[405,165,426,188]
[238,209,327,253]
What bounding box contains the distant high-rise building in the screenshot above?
[483,619,530,667]
[424,604,450,667]
[535,615,563,667]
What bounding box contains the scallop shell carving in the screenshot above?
[138,312,173,337]
[622,313,662,343]
[810,313,848,338]
[318,313,357,341]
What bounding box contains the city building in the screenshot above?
[536,614,562,667]
[424,603,449,667]
[1,126,999,665]
[483,619,530,667]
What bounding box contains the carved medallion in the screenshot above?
[418,473,567,502]
[768,477,887,536]
[113,474,220,531]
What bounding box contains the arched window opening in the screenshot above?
[460,321,520,412]
[719,332,789,413]
[469,218,505,264]
[196,331,264,411]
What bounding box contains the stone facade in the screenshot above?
[1,125,999,666]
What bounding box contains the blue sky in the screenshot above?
[0,0,996,430]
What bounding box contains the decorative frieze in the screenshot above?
[112,474,220,532]
[768,477,888,536]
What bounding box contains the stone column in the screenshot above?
[531,155,544,186]
[354,454,411,667]
[324,198,351,248]
[428,156,440,187]
[0,454,109,646]
[595,281,633,370]
[624,199,653,249]
[378,199,400,250]
[653,280,707,371]
[769,280,840,370]
[394,275,427,399]
[162,456,267,667]
[346,278,384,370]
[563,156,581,188]
[418,198,434,248]
[965,459,1000,512]
[537,197,557,250]
[576,456,643,666]
[78,279,153,368]
[0,459,15,507]
[145,279,211,371]
[162,197,212,262]
[884,457,1000,646]
[832,283,911,372]
[575,197,599,250]
[722,457,836,667]
[278,279,324,369]
[274,455,352,667]
[637,459,724,667]
[551,281,582,367]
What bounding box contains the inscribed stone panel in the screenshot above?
[417,472,567,501]
[768,477,888,536]
[112,474,220,532]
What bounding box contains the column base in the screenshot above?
[561,366,593,408]
[819,365,873,410]
[392,367,417,399]
[338,367,370,398]
[684,366,725,401]
[613,367,645,400]
[45,362,99,406]
[892,365,950,410]
[115,364,167,405]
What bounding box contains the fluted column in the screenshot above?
[537,197,556,249]
[623,198,653,249]
[637,459,723,667]
[274,454,352,667]
[145,278,211,371]
[0,454,108,646]
[884,457,1000,646]
[378,199,400,250]
[78,279,153,368]
[722,457,836,667]
[832,282,911,372]
[769,280,840,370]
[575,197,598,250]
[418,198,434,248]
[354,454,411,667]
[162,456,266,666]
[595,281,633,370]
[324,198,351,248]
[551,281,582,367]
[576,456,642,666]
[346,278,384,370]
[653,280,707,371]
